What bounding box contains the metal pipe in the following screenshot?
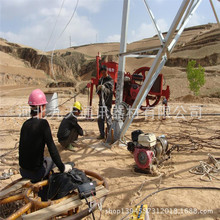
[96,52,101,79]
[107,0,130,142]
[0,194,24,204]
[6,202,32,220]
[115,0,130,106]
[164,0,191,46]
[181,0,195,26]
[124,54,156,58]
[209,0,220,26]
[143,0,164,44]
[168,0,202,52]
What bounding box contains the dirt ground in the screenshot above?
[0,85,220,220]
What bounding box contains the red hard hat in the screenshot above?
[28,89,48,106]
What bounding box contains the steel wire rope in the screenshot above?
[35,0,66,69]
[56,85,87,108]
[166,122,220,150]
[0,142,19,158]
[50,0,79,82]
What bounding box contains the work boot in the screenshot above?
[97,135,105,140]
[66,144,75,151]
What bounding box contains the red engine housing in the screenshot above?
[134,148,154,169]
[130,84,140,100]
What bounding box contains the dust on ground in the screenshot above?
[0,86,220,220]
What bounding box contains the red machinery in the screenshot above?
[127,130,178,173]
[87,53,170,111]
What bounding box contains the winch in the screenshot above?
[127,130,178,173]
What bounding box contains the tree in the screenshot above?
[186,60,205,96]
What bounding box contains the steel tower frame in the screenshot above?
[107,0,218,143]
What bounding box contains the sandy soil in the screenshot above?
[0,86,220,220]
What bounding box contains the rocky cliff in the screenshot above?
[0,23,219,86]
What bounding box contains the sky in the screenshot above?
[0,0,219,51]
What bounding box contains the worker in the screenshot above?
[57,101,84,150]
[19,89,72,184]
[97,65,114,139]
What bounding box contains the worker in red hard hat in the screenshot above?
[57,101,84,151]
[19,89,72,186]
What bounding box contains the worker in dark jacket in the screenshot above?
[19,89,72,184]
[57,101,83,150]
[97,65,114,139]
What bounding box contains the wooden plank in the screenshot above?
[23,186,109,220]
[0,179,30,199]
[23,199,83,220]
[23,195,81,220]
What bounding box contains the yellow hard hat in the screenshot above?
[73,101,82,111]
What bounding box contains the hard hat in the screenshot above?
[28,89,48,106]
[73,101,82,111]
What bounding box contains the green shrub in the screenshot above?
[186,60,205,96]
